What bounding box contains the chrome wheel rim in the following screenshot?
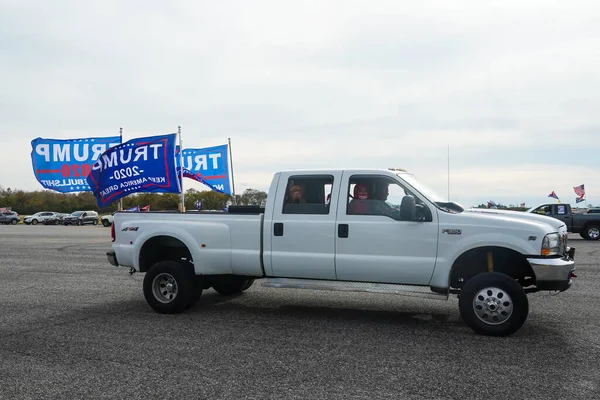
[152,273,178,304]
[588,227,599,239]
[473,287,513,325]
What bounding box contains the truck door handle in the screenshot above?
[274,222,284,236]
[338,224,349,238]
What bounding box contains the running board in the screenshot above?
[261,278,448,300]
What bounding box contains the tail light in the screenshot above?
[111,222,115,242]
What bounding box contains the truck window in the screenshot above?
[533,206,551,216]
[282,175,334,215]
[346,175,408,220]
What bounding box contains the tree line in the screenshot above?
[0,185,268,215]
[473,203,596,210]
[3,185,593,216]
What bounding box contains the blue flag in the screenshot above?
[86,133,181,207]
[31,136,121,192]
[175,144,231,195]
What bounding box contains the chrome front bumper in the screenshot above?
[527,247,576,292]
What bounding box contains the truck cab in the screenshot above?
[263,170,439,284]
[528,203,600,240]
[529,203,573,225]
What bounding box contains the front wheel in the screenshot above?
[585,225,600,241]
[92,219,98,225]
[102,220,111,227]
[143,260,197,314]
[31,219,38,225]
[11,219,17,225]
[458,272,528,337]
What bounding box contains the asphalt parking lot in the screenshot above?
[0,225,598,400]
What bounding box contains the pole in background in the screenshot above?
[228,137,236,204]
[179,126,185,212]
[447,144,450,202]
[118,127,124,211]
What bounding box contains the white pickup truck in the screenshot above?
[107,168,576,337]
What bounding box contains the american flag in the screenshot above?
[573,184,585,197]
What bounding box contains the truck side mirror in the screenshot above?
[400,195,416,221]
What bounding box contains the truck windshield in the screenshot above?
[397,172,464,213]
[397,172,445,202]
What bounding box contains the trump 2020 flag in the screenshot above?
[175,144,231,195]
[86,133,180,207]
[30,136,121,193]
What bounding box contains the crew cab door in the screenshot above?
[334,172,438,285]
[268,172,341,279]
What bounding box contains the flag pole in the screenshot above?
[118,127,123,211]
[228,137,236,203]
[179,126,185,212]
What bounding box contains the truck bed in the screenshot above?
[112,209,265,276]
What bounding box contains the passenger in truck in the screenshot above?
[348,184,371,214]
[287,184,306,203]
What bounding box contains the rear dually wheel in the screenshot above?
[143,260,198,314]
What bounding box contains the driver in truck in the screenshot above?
[370,180,399,217]
[373,180,389,202]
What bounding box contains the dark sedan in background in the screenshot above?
[63,211,99,226]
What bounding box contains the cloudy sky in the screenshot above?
[1,0,598,207]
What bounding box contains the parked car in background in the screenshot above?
[43,213,70,225]
[23,212,60,225]
[101,212,116,227]
[0,211,20,225]
[527,203,600,240]
[63,211,99,226]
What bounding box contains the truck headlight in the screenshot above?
[542,233,560,256]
